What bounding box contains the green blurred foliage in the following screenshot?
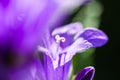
[73,49,95,74]
[72,0,103,28]
[71,0,103,80]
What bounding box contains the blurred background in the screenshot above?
[71,0,120,80]
[95,0,120,80]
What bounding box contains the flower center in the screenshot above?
[54,35,66,54]
[55,35,66,43]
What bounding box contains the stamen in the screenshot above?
[55,35,66,43]
[55,35,66,54]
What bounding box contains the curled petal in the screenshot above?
[75,66,95,80]
[77,28,108,47]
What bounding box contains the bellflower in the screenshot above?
[38,22,108,69]
[0,0,108,80]
[37,22,108,80]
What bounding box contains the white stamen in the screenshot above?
[55,35,66,43]
[55,35,66,55]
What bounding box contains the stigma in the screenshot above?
[55,35,66,43]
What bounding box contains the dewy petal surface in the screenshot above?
[75,66,95,80]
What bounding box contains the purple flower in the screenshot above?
[0,0,108,80]
[38,22,108,69]
[75,66,95,80]
[37,22,108,80]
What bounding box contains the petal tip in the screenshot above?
[80,28,108,48]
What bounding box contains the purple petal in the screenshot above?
[75,66,95,80]
[0,0,46,55]
[9,58,46,80]
[0,0,10,7]
[61,38,93,66]
[43,55,71,80]
[79,28,108,47]
[52,23,83,35]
